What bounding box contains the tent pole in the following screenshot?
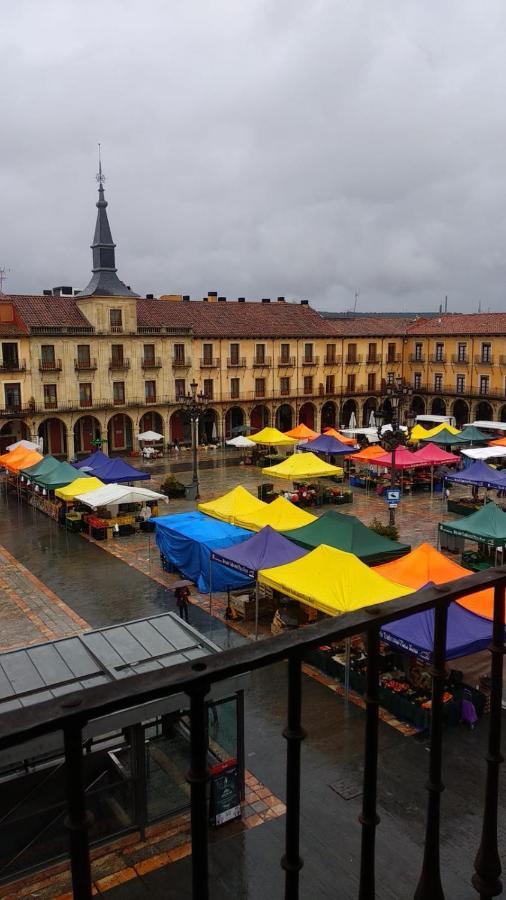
[209,557,212,614]
[431,465,434,499]
[344,637,351,708]
[255,581,259,641]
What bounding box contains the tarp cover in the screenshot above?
[249,427,297,446]
[262,452,343,480]
[461,447,506,460]
[411,443,460,466]
[0,446,43,473]
[380,599,495,662]
[374,541,494,619]
[235,495,316,532]
[370,447,429,469]
[305,434,352,455]
[211,525,307,579]
[75,484,165,508]
[34,461,92,490]
[155,511,252,592]
[74,451,150,483]
[258,544,412,616]
[419,428,477,447]
[284,423,319,440]
[21,455,61,480]
[445,460,506,489]
[417,423,460,439]
[347,445,386,462]
[281,509,410,564]
[439,501,506,547]
[198,485,265,524]
[74,450,109,470]
[55,477,104,500]
[323,428,357,445]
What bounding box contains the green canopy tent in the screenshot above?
[20,455,62,482]
[438,501,506,547]
[281,509,410,565]
[32,462,91,491]
[420,426,489,448]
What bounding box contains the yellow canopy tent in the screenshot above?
[261,451,343,480]
[409,422,460,443]
[235,495,316,531]
[55,477,104,500]
[249,427,297,446]
[198,485,265,525]
[258,544,413,617]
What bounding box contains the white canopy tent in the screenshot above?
[6,439,40,453]
[226,435,256,448]
[75,484,166,509]
[461,446,506,461]
[137,431,163,442]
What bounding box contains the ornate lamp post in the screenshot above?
[376,378,415,526]
[181,380,209,500]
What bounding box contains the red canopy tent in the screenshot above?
[370,447,428,469]
[411,443,460,466]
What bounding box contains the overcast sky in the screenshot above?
[2,1,506,312]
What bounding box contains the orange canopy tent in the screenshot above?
[347,444,385,462]
[285,423,319,440]
[0,446,44,473]
[323,428,357,446]
[489,436,506,447]
[374,542,494,620]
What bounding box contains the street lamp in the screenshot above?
[180,380,209,500]
[376,378,415,526]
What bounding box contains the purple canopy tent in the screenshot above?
[305,434,352,455]
[211,526,308,638]
[73,450,150,483]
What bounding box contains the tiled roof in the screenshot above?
[136,299,332,337]
[407,313,506,336]
[6,295,92,328]
[0,323,27,336]
[329,316,413,337]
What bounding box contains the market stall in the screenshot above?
[198,485,266,525]
[154,511,252,592]
[284,423,319,441]
[73,450,150,483]
[0,446,43,473]
[248,427,297,467]
[55,476,105,502]
[348,444,393,489]
[444,460,506,515]
[368,446,430,495]
[261,452,346,506]
[72,483,166,538]
[281,508,410,564]
[234,495,316,532]
[304,434,354,457]
[323,428,357,446]
[438,501,506,570]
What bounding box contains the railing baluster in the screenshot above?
[282,654,306,899]
[63,722,92,900]
[187,683,210,900]
[472,582,505,899]
[414,600,448,900]
[359,625,381,900]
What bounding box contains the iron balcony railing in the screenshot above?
[200,358,220,368]
[252,357,272,367]
[429,354,446,364]
[345,354,362,365]
[385,354,402,364]
[409,353,425,363]
[0,359,26,372]
[324,354,342,365]
[475,354,494,365]
[227,357,247,368]
[108,358,130,370]
[141,357,162,369]
[172,356,190,368]
[74,358,97,371]
[0,570,503,900]
[452,354,470,365]
[277,356,296,367]
[301,356,319,366]
[365,355,382,365]
[39,359,62,372]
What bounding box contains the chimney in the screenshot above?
[238,297,245,303]
[52,286,73,296]
[146,293,154,300]
[43,289,52,296]
[207,291,218,302]
[218,296,227,302]
[277,296,285,302]
[261,297,271,303]
[183,295,190,302]
[203,296,208,302]
[300,299,309,306]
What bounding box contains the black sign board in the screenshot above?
[209,758,241,826]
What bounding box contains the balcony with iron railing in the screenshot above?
[385,354,402,364]
[252,357,272,368]
[0,359,26,372]
[429,354,446,364]
[277,356,296,367]
[74,358,97,371]
[200,358,221,368]
[365,355,381,365]
[39,359,62,372]
[475,354,494,365]
[227,357,247,368]
[0,568,503,899]
[43,400,58,410]
[451,354,470,365]
[108,358,131,370]
[110,325,124,334]
[141,357,162,369]
[301,356,319,366]
[409,354,425,364]
[172,356,191,368]
[345,354,362,365]
[323,354,342,365]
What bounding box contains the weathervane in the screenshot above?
[96,142,105,185]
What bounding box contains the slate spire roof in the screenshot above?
[79,156,139,299]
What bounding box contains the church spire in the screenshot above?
[80,146,139,298]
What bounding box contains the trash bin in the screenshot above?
[185,483,198,501]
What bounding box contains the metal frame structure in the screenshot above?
[0,568,504,900]
[180,380,209,499]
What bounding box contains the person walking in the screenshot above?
[175,585,190,622]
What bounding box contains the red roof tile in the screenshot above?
[407,313,506,336]
[6,295,92,328]
[136,299,332,337]
[328,316,412,337]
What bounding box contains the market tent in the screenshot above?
[75,484,165,508]
[33,461,91,490]
[461,446,506,461]
[211,525,307,579]
[198,485,265,525]
[73,450,110,470]
[380,600,496,662]
[323,428,357,446]
[418,428,474,447]
[154,511,252,592]
[78,453,150,483]
[137,430,163,441]
[55,477,104,500]
[249,427,297,446]
[489,436,506,447]
[281,509,410,564]
[235,495,316,532]
[370,447,428,469]
[258,544,413,617]
[21,455,61,481]
[374,542,495,620]
[347,445,386,463]
[439,502,506,549]
[409,424,432,443]
[226,435,256,448]
[411,443,460,466]
[285,423,319,440]
[419,423,460,439]
[2,448,43,473]
[262,452,343,480]
[305,434,352,455]
[445,460,506,489]
[458,426,490,443]
[6,439,39,453]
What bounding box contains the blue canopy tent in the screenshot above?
[304,434,352,455]
[73,450,150,483]
[154,511,251,592]
[444,460,506,490]
[380,593,497,662]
